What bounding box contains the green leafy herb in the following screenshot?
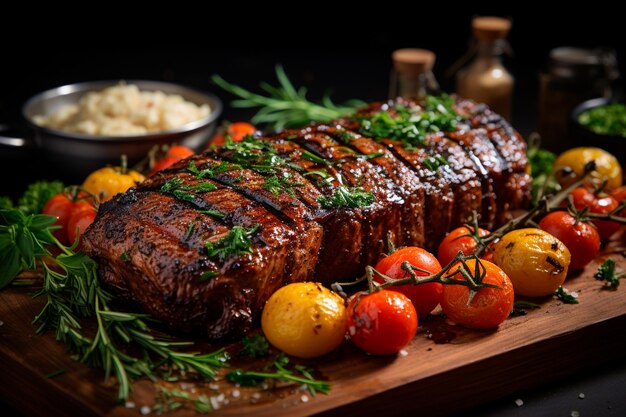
[205,224,260,261]
[161,178,217,202]
[263,173,303,197]
[555,286,579,304]
[184,222,196,240]
[359,151,384,160]
[317,186,375,209]
[422,155,449,171]
[303,169,331,179]
[0,196,13,210]
[153,386,214,415]
[594,259,624,289]
[187,161,233,179]
[226,352,330,395]
[16,180,64,215]
[527,138,559,205]
[212,65,363,130]
[358,96,460,146]
[299,149,329,165]
[0,208,229,401]
[238,334,270,358]
[198,209,225,219]
[120,251,130,261]
[200,271,218,281]
[578,103,626,137]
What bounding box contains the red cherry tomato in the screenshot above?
[166,145,194,160]
[539,211,600,270]
[42,192,97,245]
[374,247,442,318]
[347,290,417,355]
[67,204,97,244]
[437,226,494,267]
[611,186,626,218]
[440,259,514,329]
[570,186,620,241]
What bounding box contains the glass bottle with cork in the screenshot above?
[456,16,514,119]
[389,48,440,99]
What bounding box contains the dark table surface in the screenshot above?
[2,39,626,416]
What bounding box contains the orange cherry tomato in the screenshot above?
[538,211,600,271]
[374,247,442,318]
[569,186,620,241]
[166,145,194,160]
[437,226,494,267]
[211,122,256,146]
[440,259,514,329]
[347,290,418,355]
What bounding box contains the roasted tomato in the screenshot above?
[150,156,179,175]
[437,226,494,267]
[347,290,417,355]
[374,247,442,318]
[42,191,97,245]
[261,282,346,358]
[494,228,571,296]
[211,122,256,146]
[553,147,622,191]
[538,212,600,271]
[166,145,194,160]
[440,259,514,329]
[83,162,145,202]
[570,186,620,240]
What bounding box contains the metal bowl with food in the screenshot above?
[0,80,222,176]
[571,97,626,163]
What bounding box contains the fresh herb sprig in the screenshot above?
[16,180,65,215]
[212,65,363,130]
[205,224,260,261]
[555,286,579,304]
[0,208,229,401]
[226,352,330,395]
[161,177,217,202]
[238,333,270,358]
[317,186,375,209]
[595,259,625,289]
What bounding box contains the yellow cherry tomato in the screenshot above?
[493,228,571,297]
[83,163,145,202]
[553,147,622,191]
[262,282,346,358]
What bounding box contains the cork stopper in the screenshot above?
[392,49,436,75]
[472,16,511,41]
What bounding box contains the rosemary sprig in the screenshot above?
[0,209,229,401]
[212,65,363,130]
[226,352,330,396]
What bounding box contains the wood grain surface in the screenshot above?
[2,240,626,417]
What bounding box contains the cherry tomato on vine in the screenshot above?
[150,156,179,175]
[374,247,442,318]
[437,226,494,267]
[347,290,417,355]
[440,259,514,329]
[538,211,600,271]
[42,192,97,245]
[612,186,626,218]
[569,186,620,241]
[211,122,256,146]
[67,204,97,244]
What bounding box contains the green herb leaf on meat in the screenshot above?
[205,224,260,261]
[317,186,375,209]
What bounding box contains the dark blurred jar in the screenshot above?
[538,47,619,152]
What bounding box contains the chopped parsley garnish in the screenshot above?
[238,334,269,358]
[358,95,461,146]
[299,149,329,165]
[594,259,624,289]
[160,178,216,202]
[187,161,233,179]
[120,251,130,261]
[555,286,579,304]
[198,209,225,219]
[200,271,218,281]
[263,173,303,196]
[184,222,196,241]
[205,224,260,261]
[317,186,375,209]
[422,155,450,171]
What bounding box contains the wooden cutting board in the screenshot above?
[2,239,626,417]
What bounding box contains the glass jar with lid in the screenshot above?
[389,48,440,99]
[456,16,514,119]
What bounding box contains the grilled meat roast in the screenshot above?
[81,96,531,341]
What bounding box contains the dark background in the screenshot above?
[1,10,626,416]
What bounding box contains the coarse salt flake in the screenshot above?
[515,399,524,407]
